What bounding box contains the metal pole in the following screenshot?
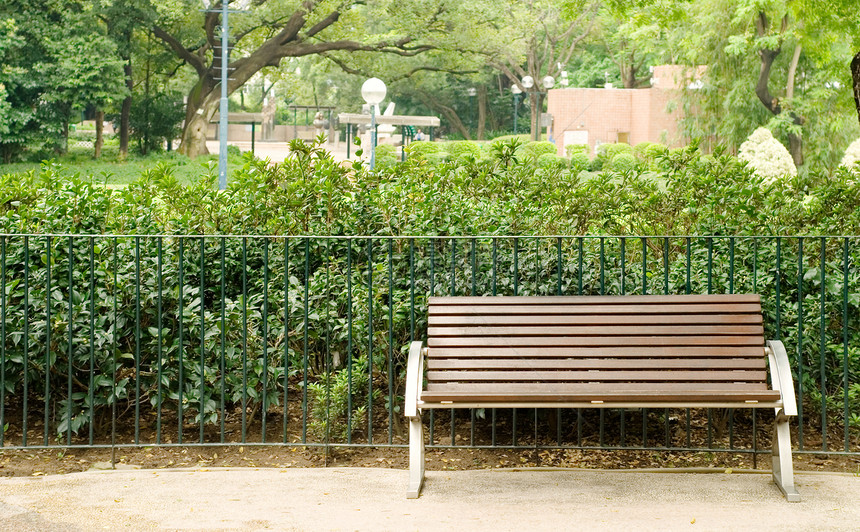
[370,105,377,170]
[513,94,519,135]
[218,1,229,190]
[251,122,255,154]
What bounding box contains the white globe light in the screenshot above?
[511,84,522,95]
[521,76,534,89]
[361,77,387,105]
[543,76,555,89]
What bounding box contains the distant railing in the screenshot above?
[0,235,857,458]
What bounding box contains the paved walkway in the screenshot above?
[0,467,857,531]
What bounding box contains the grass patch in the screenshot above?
[0,146,240,185]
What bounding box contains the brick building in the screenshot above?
[547,65,701,157]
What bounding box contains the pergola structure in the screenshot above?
[337,114,441,158]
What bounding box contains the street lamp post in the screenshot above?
[361,77,387,170]
[467,87,477,139]
[511,84,522,135]
[202,0,250,190]
[517,74,555,141]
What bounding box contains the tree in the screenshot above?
[151,0,488,157]
[485,0,600,141]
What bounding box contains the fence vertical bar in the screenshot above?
[68,236,75,446]
[134,236,141,445]
[388,239,394,445]
[88,237,95,445]
[641,237,647,446]
[111,238,118,465]
[220,237,226,443]
[620,237,626,446]
[729,237,735,294]
[470,238,476,445]
[685,237,691,295]
[23,236,29,447]
[366,238,372,444]
[843,237,850,452]
[200,237,207,444]
[157,238,163,444]
[513,237,519,446]
[304,238,311,443]
[324,238,332,459]
[240,237,247,443]
[556,237,563,445]
[797,237,804,449]
[492,238,498,446]
[178,238,185,444]
[0,237,5,447]
[450,238,457,445]
[599,237,605,446]
[45,236,52,446]
[819,237,827,451]
[283,238,290,444]
[409,238,415,343]
[776,237,782,339]
[662,237,669,295]
[346,238,353,443]
[429,240,435,444]
[262,238,269,443]
[577,237,583,295]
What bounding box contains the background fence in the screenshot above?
[0,234,857,459]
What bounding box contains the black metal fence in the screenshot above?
[0,235,857,458]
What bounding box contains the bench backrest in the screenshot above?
[423,294,780,405]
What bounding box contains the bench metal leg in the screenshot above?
[407,416,425,498]
[772,412,800,502]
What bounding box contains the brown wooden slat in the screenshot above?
[426,370,768,383]
[425,382,770,392]
[430,294,761,305]
[426,358,767,371]
[428,314,763,326]
[420,389,781,404]
[428,336,763,348]
[428,346,766,358]
[428,325,764,337]
[429,304,762,315]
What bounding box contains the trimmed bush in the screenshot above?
[841,137,860,170]
[565,143,590,158]
[537,153,568,170]
[373,144,398,167]
[570,152,589,170]
[608,152,637,173]
[444,140,481,161]
[518,141,557,160]
[738,127,797,181]
[405,140,440,160]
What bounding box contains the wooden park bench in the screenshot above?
[405,294,800,501]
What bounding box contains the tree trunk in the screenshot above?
[476,86,487,140]
[94,110,104,159]
[179,78,219,158]
[788,132,802,166]
[852,50,860,126]
[120,59,132,158]
[529,91,540,141]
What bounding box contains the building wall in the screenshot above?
[548,65,694,157]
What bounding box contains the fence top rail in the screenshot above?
[0,234,858,240]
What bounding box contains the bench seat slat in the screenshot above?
[426,369,768,383]
[428,325,764,337]
[429,346,765,357]
[428,336,763,348]
[430,295,761,305]
[426,358,767,370]
[429,304,762,315]
[429,314,763,326]
[420,390,780,404]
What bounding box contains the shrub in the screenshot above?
[536,153,568,170]
[565,143,590,158]
[738,127,797,181]
[569,151,589,170]
[404,140,440,160]
[444,140,481,161]
[518,141,557,161]
[373,143,398,167]
[841,137,860,170]
[425,152,450,165]
[608,152,637,173]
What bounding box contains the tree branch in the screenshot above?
[152,25,207,76]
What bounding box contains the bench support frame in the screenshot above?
[405,338,801,502]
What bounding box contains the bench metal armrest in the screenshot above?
[405,341,425,419]
[766,340,798,417]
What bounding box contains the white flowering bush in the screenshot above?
[840,137,860,170]
[738,127,797,181]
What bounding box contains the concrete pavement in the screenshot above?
[0,467,858,531]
